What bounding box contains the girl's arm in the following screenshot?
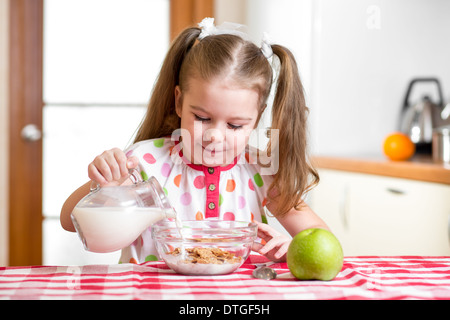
[60,182,91,232]
[275,202,329,236]
[252,200,329,262]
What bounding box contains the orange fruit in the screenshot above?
[383,132,415,161]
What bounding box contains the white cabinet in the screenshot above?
[309,169,450,256]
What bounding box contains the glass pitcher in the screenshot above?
[71,170,176,253]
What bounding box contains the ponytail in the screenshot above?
[268,45,319,216]
[134,27,201,143]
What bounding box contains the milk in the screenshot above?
[72,207,166,253]
[163,254,242,275]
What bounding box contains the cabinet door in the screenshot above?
[310,169,450,256]
[349,174,450,255]
[308,170,354,253]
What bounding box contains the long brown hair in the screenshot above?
[134,26,319,217]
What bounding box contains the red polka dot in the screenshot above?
[223,212,235,221]
[143,153,156,164]
[248,179,255,191]
[262,197,268,207]
[193,175,205,189]
[245,152,254,164]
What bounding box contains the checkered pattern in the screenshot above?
[1,255,450,300]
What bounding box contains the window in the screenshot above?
[43,0,169,265]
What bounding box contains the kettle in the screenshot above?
[71,170,177,253]
[399,78,446,154]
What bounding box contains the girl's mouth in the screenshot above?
[202,145,225,155]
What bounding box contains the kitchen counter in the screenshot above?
[1,254,450,300]
[312,154,450,185]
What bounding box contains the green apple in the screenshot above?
[287,228,343,281]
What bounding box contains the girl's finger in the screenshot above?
[88,163,107,186]
[258,237,283,255]
[97,157,115,182]
[274,241,290,260]
[251,242,264,253]
[255,221,282,241]
[113,150,129,177]
[126,156,139,169]
[101,150,122,181]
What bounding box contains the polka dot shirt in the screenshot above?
[119,137,274,264]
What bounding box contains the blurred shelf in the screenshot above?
[311,154,450,185]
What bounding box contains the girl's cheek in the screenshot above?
[194,126,205,145]
[231,132,248,153]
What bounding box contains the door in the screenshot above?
[8,0,43,266]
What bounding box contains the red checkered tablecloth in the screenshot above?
[1,255,450,300]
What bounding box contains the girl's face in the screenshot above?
[175,76,260,167]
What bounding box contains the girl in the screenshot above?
[61,18,329,263]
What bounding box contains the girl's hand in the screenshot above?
[88,148,138,187]
[252,220,291,262]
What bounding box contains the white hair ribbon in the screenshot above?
[261,32,273,59]
[197,17,273,60]
[198,17,216,40]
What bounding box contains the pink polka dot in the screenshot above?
[143,153,156,164]
[161,163,171,177]
[238,196,246,209]
[248,179,255,191]
[193,175,205,189]
[223,212,235,221]
[180,192,192,206]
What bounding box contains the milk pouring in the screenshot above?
[71,174,177,253]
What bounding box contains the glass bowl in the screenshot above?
[152,220,257,275]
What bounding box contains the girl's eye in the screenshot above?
[194,114,210,122]
[194,114,242,130]
[228,123,243,130]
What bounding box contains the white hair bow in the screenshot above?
[261,32,273,59]
[198,17,216,40]
[197,17,273,59]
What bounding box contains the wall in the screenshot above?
[308,0,450,156]
[218,0,450,156]
[0,0,9,266]
[214,0,246,25]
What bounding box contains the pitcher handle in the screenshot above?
[128,168,143,184]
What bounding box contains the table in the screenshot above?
[1,255,450,300]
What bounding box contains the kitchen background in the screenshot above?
[1,0,449,266]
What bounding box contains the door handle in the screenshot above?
[339,185,350,231]
[21,124,42,142]
[386,187,406,195]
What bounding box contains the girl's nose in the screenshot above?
[204,128,225,143]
